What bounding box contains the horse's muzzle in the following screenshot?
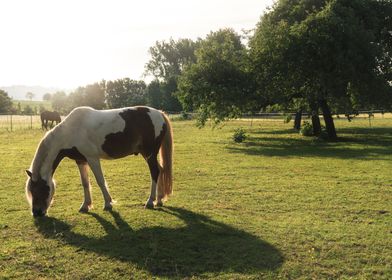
[33,209,46,218]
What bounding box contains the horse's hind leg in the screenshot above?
[87,158,114,210]
[145,154,160,209]
[77,162,93,213]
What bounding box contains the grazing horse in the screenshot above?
[40,111,61,130]
[26,106,173,217]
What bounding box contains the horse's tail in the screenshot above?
[158,112,173,200]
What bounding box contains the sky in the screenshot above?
[0,0,274,89]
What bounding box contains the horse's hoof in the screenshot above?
[144,202,154,209]
[79,204,92,213]
[156,201,163,207]
[103,200,116,211]
[79,207,89,213]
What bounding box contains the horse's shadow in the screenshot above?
[35,207,283,277]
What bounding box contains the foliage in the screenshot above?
[144,38,199,81]
[232,127,247,143]
[106,78,146,109]
[249,0,392,139]
[144,38,199,112]
[0,89,13,113]
[25,92,35,101]
[178,111,192,121]
[178,28,254,126]
[283,113,292,124]
[42,93,52,101]
[50,91,68,114]
[22,105,34,115]
[300,121,314,136]
[84,82,106,109]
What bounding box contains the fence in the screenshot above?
[0,110,390,131]
[0,114,42,131]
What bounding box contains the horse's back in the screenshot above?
[60,106,166,159]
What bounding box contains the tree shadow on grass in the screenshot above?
[227,127,392,160]
[35,207,283,277]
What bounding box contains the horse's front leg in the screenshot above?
[145,154,160,209]
[87,157,114,210]
[77,162,93,213]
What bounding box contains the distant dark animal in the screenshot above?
[40,111,61,130]
[26,106,173,217]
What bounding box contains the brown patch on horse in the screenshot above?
[29,176,50,212]
[102,107,164,159]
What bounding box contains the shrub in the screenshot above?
[283,113,292,123]
[300,121,313,136]
[178,111,192,120]
[233,128,247,143]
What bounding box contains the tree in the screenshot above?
[146,80,164,109]
[43,93,52,101]
[51,91,68,113]
[67,87,85,111]
[145,38,199,81]
[106,78,146,108]
[22,105,34,115]
[177,28,254,125]
[25,92,35,101]
[84,82,106,109]
[249,0,392,139]
[0,90,12,113]
[144,38,199,112]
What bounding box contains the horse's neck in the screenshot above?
[31,131,63,180]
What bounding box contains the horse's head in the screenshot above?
[25,170,55,217]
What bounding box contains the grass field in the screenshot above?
[0,117,391,279]
[12,100,52,110]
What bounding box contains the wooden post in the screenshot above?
[10,113,13,132]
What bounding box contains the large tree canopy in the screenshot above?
[249,0,392,139]
[177,28,254,125]
[106,78,146,109]
[145,38,199,81]
[144,38,200,112]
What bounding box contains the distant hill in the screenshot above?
[0,85,71,101]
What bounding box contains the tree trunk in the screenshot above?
[310,103,321,136]
[294,110,302,130]
[319,99,337,140]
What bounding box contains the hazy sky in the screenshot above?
[0,0,274,89]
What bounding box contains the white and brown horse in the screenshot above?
[26,106,173,217]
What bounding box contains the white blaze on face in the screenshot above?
[148,109,165,138]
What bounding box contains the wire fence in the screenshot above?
[0,114,43,131]
[0,110,390,131]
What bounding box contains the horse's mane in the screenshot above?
[30,131,54,176]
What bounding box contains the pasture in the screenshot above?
[0,117,391,279]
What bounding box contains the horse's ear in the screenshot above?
[26,170,32,178]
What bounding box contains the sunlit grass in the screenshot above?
[0,117,391,279]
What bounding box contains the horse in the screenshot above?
[40,111,61,130]
[26,106,173,217]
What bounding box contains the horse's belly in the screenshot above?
[100,131,142,159]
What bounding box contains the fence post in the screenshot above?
[10,113,13,132]
[30,115,33,129]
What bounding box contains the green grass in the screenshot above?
[0,117,391,279]
[12,100,52,111]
